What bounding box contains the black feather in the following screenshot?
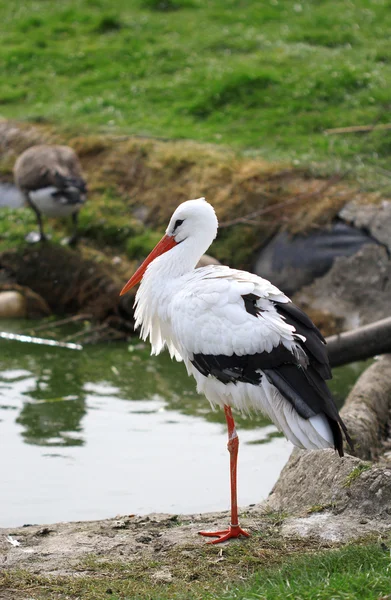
[242,293,264,317]
[275,301,331,379]
[191,295,352,455]
[191,344,295,386]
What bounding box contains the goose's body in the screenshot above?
[14,145,87,244]
[121,198,351,543]
[28,186,82,218]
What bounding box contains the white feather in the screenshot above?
[132,198,335,453]
[29,187,81,217]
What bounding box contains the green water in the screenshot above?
[0,324,370,527]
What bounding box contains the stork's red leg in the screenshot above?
[199,405,250,544]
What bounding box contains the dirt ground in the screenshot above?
[1,502,390,599]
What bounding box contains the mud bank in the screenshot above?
[0,119,374,267]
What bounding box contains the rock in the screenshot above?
[253,223,378,296]
[254,200,391,328]
[0,291,27,318]
[280,513,391,543]
[196,254,220,268]
[294,244,391,329]
[339,199,391,253]
[0,245,122,320]
[151,569,173,583]
[267,449,362,515]
[0,285,51,319]
[267,354,391,519]
[289,200,391,329]
[267,448,391,519]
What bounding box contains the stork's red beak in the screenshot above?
[120,234,178,296]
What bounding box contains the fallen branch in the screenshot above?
[326,316,391,368]
[325,123,391,135]
[341,354,391,460]
[31,313,92,333]
[61,323,110,343]
[0,331,82,351]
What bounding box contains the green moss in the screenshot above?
[0,208,42,252]
[343,463,371,488]
[125,229,163,259]
[212,224,270,269]
[307,502,336,514]
[261,510,290,523]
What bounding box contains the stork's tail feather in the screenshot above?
[327,415,354,457]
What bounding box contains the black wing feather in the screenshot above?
[190,294,352,457]
[274,300,331,379]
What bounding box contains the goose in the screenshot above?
[14,144,87,244]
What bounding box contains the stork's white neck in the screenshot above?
[133,198,218,356]
[148,234,209,282]
[133,236,208,356]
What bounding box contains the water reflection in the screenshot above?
[16,398,86,446]
[0,328,372,527]
[0,335,371,449]
[0,335,276,451]
[18,359,86,446]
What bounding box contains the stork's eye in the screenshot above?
[173,219,184,231]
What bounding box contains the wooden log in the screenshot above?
[326,316,391,368]
[341,354,391,459]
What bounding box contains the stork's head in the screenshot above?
[166,197,218,244]
[120,198,218,296]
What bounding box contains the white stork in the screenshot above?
[120,198,351,544]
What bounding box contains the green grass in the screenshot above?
[0,0,391,172]
[223,543,391,600]
[2,542,390,600]
[343,463,372,488]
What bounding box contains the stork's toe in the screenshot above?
[199,525,250,544]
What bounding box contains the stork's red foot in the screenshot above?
[199,524,250,544]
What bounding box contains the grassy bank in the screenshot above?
[1,540,390,600]
[1,123,367,274]
[1,0,391,174]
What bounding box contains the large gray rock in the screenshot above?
[340,199,391,253]
[294,244,391,329]
[255,200,391,328]
[253,223,378,296]
[267,355,391,524]
[267,449,391,518]
[292,200,391,329]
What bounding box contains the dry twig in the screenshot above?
[61,323,109,343]
[325,123,391,135]
[31,313,92,333]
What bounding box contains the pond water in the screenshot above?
[0,322,370,528]
[0,183,24,208]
